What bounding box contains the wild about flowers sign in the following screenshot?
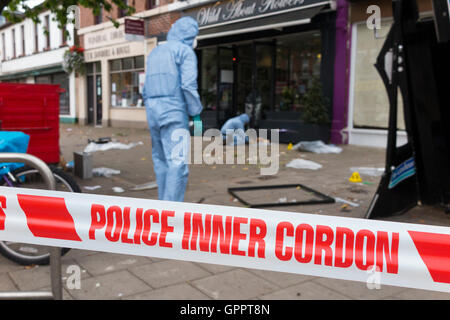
[184,0,325,28]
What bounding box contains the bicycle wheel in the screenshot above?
[0,166,81,265]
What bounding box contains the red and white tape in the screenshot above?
[0,186,449,293]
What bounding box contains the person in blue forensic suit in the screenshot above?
[220,113,250,145]
[143,17,203,202]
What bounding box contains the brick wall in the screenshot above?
[349,0,433,23]
[79,0,177,29]
[147,11,181,38]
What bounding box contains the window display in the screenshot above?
[110,56,145,108]
[352,21,405,130]
[275,31,321,112]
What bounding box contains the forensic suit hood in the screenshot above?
[143,17,203,202]
[167,17,198,47]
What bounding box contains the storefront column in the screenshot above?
[101,59,110,127]
[331,0,350,145]
[76,75,88,125]
[68,72,76,122]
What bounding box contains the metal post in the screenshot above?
[0,153,62,300]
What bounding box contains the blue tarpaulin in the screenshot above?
[0,131,30,175]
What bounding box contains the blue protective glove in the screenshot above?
[193,115,202,137]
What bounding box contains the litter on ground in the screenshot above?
[334,197,360,207]
[286,159,323,170]
[92,167,121,177]
[84,141,143,153]
[112,187,125,193]
[83,185,102,191]
[292,140,343,154]
[130,181,158,191]
[349,167,384,177]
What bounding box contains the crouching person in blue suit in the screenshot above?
[221,114,250,145]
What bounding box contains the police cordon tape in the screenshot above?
[0,186,449,293]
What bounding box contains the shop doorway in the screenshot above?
[234,42,275,128]
[201,41,275,129]
[86,62,102,126]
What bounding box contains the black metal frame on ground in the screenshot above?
[228,183,335,208]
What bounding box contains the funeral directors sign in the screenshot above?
[184,0,327,28]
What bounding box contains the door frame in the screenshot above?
[86,62,102,126]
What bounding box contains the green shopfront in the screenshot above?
[183,0,338,143]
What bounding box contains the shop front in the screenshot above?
[183,0,338,143]
[346,0,434,147]
[78,24,157,127]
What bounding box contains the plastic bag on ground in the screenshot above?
[349,167,384,177]
[83,185,102,191]
[286,159,322,170]
[293,140,342,154]
[84,141,143,153]
[92,167,121,177]
[130,181,158,191]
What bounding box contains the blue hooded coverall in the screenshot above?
[143,17,203,202]
[221,114,250,145]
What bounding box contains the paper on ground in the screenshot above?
[84,141,143,153]
[130,181,158,191]
[349,167,385,177]
[92,167,121,177]
[293,140,342,154]
[286,159,322,170]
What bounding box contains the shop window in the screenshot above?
[53,72,70,115]
[146,0,158,10]
[110,56,145,108]
[351,21,405,130]
[35,75,51,84]
[275,31,322,112]
[35,73,70,115]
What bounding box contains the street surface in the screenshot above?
[0,123,448,300]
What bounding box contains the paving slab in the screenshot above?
[313,277,407,300]
[74,252,152,276]
[258,280,351,300]
[124,283,211,300]
[67,270,151,300]
[129,260,211,288]
[191,269,279,300]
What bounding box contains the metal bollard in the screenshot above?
[0,153,62,300]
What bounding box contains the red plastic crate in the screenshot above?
[0,83,61,164]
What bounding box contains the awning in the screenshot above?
[197,4,326,40]
[0,65,64,81]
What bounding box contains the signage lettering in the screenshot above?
[188,0,315,27]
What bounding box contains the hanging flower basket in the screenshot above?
[63,45,86,75]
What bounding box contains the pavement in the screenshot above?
[0,123,449,300]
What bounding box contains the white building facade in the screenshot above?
[0,10,77,123]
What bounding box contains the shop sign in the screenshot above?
[125,18,145,42]
[85,45,131,61]
[84,26,125,50]
[85,41,145,62]
[184,0,325,28]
